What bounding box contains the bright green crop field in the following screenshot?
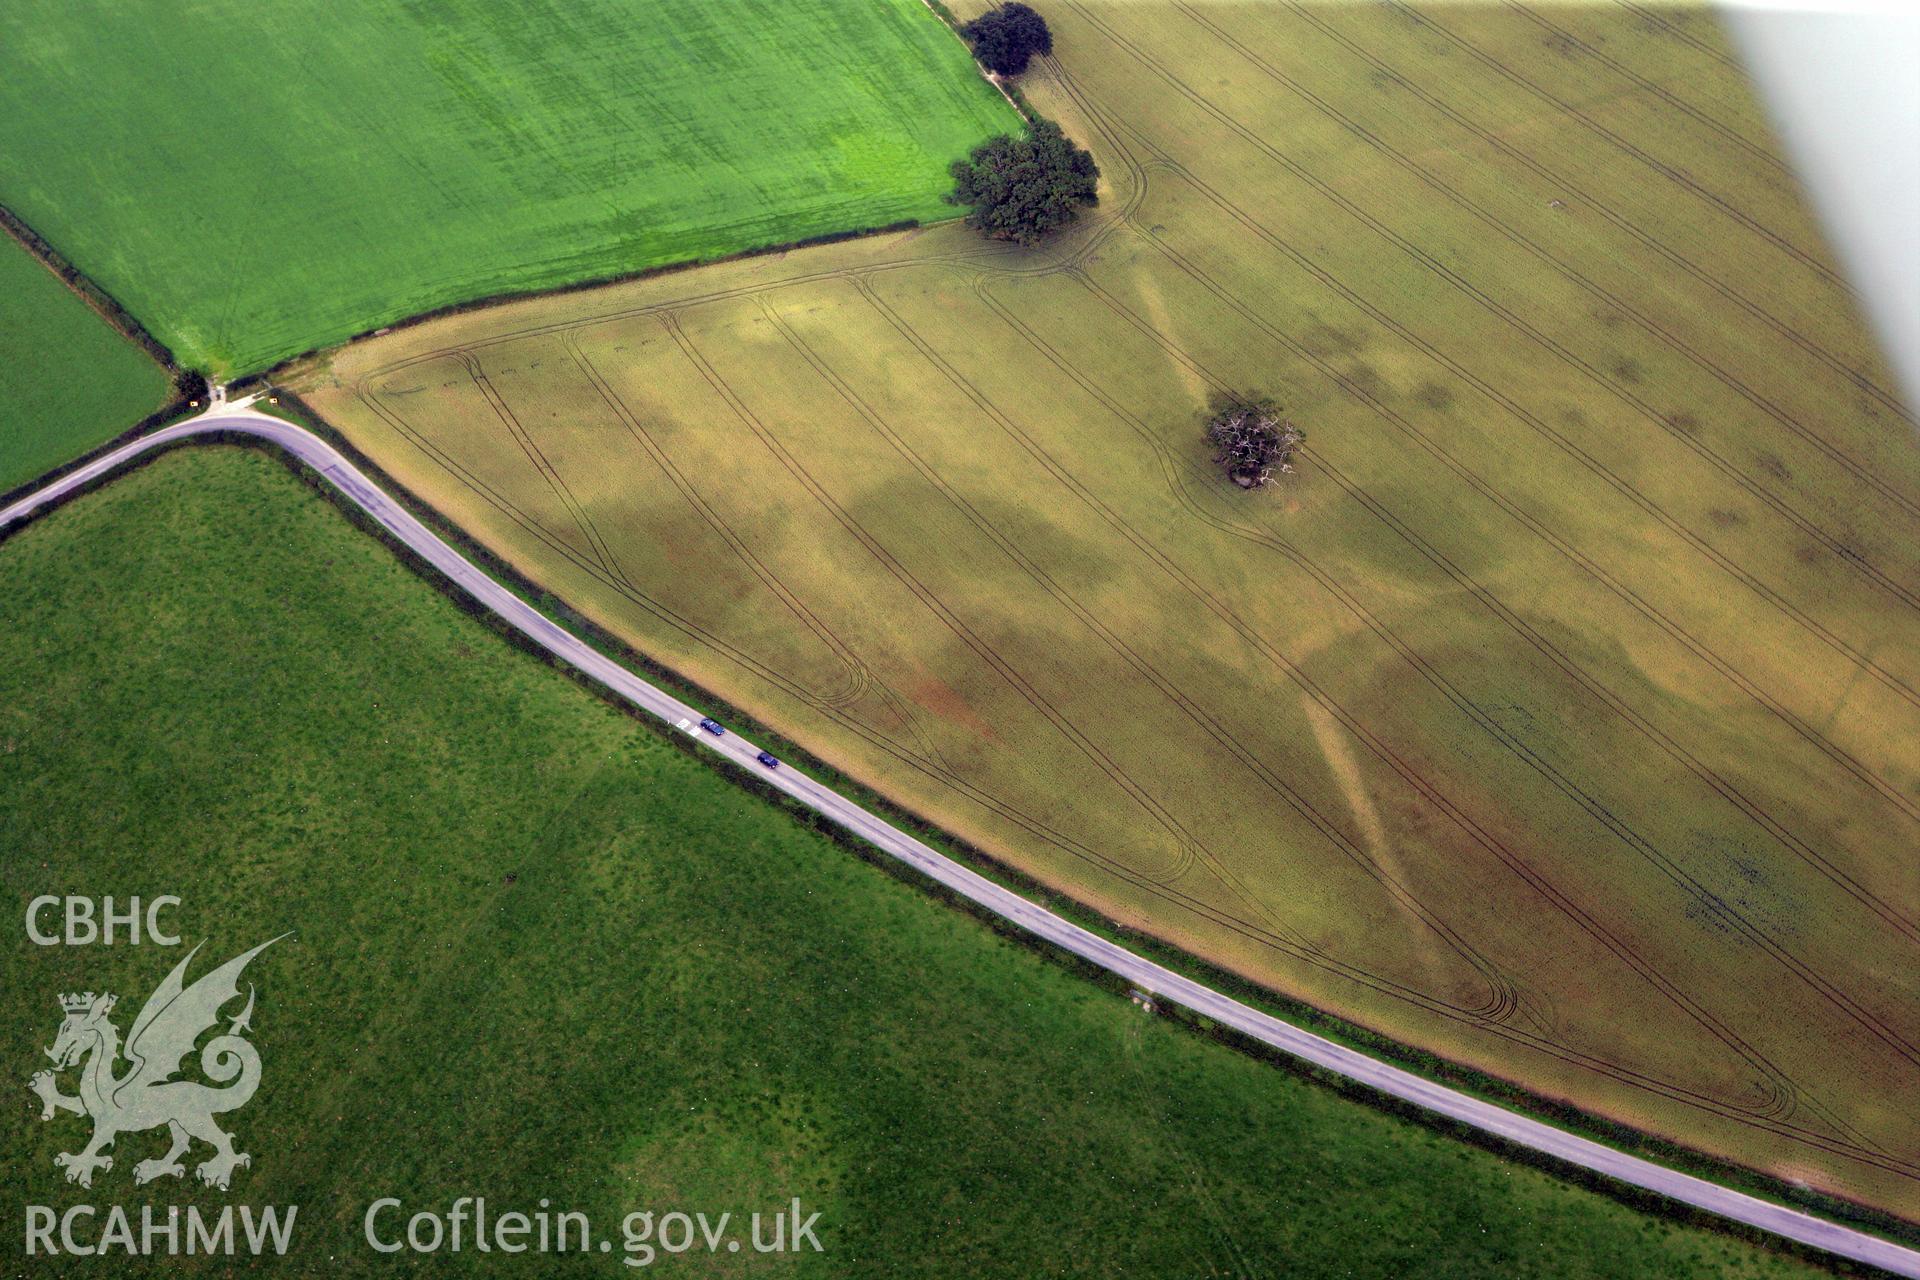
[309,0,1920,1221]
[0,0,1016,378]
[0,447,1825,1278]
[0,232,168,493]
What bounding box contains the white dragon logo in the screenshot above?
[28,938,282,1191]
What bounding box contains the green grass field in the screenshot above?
[0,446,1830,1277]
[0,0,1016,378]
[305,1,1920,1219]
[0,232,169,492]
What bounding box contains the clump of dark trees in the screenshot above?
[1206,398,1304,487]
[962,3,1053,76]
[947,119,1098,246]
[947,6,1094,245]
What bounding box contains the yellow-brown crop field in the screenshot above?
[302,1,1920,1218]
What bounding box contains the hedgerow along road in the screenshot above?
[4,403,1915,1279]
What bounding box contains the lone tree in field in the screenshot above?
[962,3,1053,76]
[1206,399,1304,488]
[947,118,1099,246]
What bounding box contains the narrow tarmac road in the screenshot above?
[5,407,1915,1277]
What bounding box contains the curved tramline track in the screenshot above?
[300,14,1920,1224]
[3,406,1916,1277]
[303,40,1920,1197]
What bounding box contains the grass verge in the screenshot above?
[0,223,170,493]
[0,446,1849,1277]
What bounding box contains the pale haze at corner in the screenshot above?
[1721,0,1920,415]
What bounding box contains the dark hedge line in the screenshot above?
[253,219,921,385]
[248,396,1919,1261]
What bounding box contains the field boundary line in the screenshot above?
[359,347,1345,958]
[954,260,1920,1169]
[3,409,1916,1278]
[1095,163,1920,994]
[372,305,1651,1082]
[331,52,1920,1167]
[361,286,1920,1183]
[353,370,878,719]
[1056,251,1920,1087]
[0,204,183,384]
[912,0,1031,123]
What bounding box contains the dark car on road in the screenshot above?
[699,718,725,736]
[756,751,780,769]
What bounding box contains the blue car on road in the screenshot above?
[699,718,725,736]
[756,751,780,769]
